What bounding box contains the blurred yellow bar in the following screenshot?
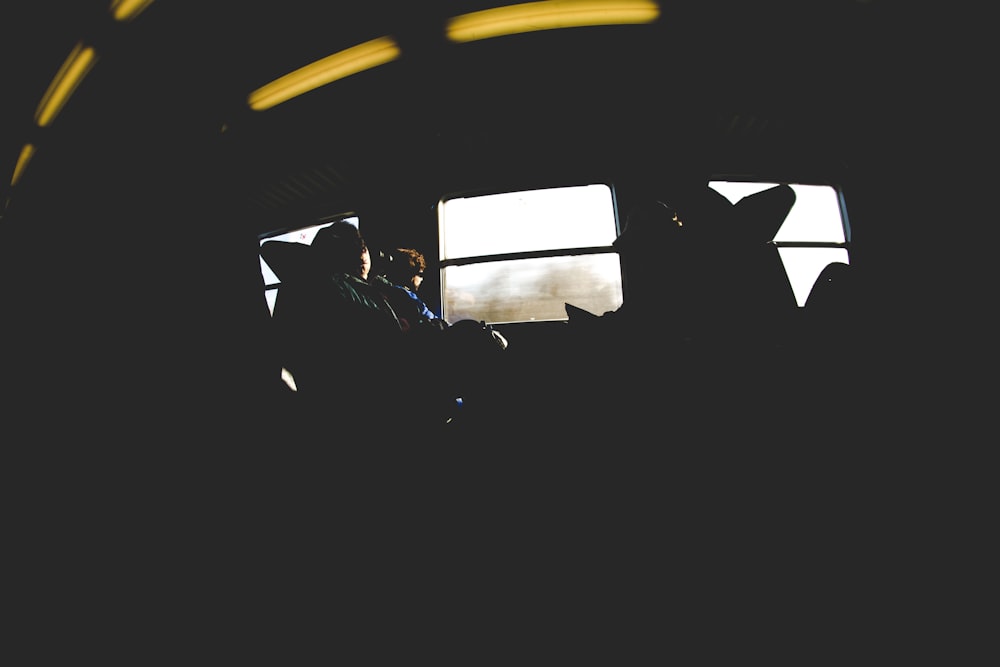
[110,0,155,22]
[11,144,36,187]
[447,0,660,43]
[34,43,98,128]
[248,36,401,111]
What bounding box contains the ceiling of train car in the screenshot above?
[2,0,917,234]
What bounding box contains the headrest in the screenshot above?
[260,240,315,284]
[730,184,796,243]
[805,261,853,311]
[260,221,366,284]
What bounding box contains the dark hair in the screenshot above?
[612,200,680,253]
[613,187,735,253]
[311,220,367,275]
[386,247,426,286]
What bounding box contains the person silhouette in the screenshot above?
[267,221,405,428]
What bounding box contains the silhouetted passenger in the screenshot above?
[569,183,738,343]
[571,182,799,343]
[723,183,798,344]
[792,259,862,429]
[559,182,801,437]
[268,221,405,425]
[266,222,508,432]
[364,244,508,426]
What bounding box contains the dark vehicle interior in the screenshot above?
[3,1,974,655]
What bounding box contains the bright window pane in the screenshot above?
[777,247,851,306]
[264,288,278,315]
[438,184,621,324]
[261,257,280,285]
[709,182,845,243]
[772,185,845,243]
[440,184,617,259]
[443,253,623,324]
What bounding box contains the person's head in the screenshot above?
[311,220,371,280]
[615,185,733,250]
[613,200,683,260]
[386,247,427,291]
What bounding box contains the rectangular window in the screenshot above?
[438,184,623,324]
[709,182,850,306]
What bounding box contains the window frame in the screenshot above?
[708,179,852,306]
[436,182,624,325]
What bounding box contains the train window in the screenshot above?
[258,216,359,315]
[709,182,851,306]
[437,184,623,324]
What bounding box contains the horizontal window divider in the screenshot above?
[441,246,614,267]
[772,241,849,249]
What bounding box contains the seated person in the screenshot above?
[570,185,735,342]
[372,245,509,419]
[561,182,800,439]
[370,247,446,333]
[269,221,405,417]
[370,244,507,362]
[268,224,506,429]
[568,181,796,344]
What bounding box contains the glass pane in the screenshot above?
[709,181,778,204]
[709,181,845,243]
[777,247,851,306]
[261,256,280,285]
[264,287,278,315]
[772,185,845,244]
[439,184,617,259]
[442,253,624,324]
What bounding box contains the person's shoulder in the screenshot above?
[322,272,372,307]
[370,274,393,289]
[335,272,378,292]
[370,274,412,298]
[398,285,421,300]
